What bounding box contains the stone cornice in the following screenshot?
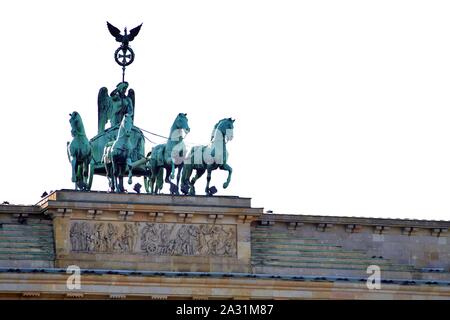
[0,272,449,299]
[37,190,257,209]
[259,213,450,229]
[42,202,262,216]
[38,190,263,223]
[0,205,41,215]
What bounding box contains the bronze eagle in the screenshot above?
[107,21,142,47]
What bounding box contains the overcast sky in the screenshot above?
[0,1,449,220]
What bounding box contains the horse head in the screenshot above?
[213,118,235,143]
[170,113,190,140]
[69,111,86,137]
[176,113,190,134]
[118,113,133,138]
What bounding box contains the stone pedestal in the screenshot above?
[40,190,263,273]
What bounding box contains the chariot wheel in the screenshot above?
[146,243,157,254]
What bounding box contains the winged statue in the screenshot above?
[97,82,135,134]
[107,22,142,48]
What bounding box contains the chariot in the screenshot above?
[87,123,148,188]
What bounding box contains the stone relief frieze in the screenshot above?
[69,221,237,257]
[140,223,236,256]
[70,221,138,253]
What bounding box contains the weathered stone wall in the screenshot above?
[0,205,54,268]
[254,214,450,281]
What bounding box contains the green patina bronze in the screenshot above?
[181,118,235,196]
[67,112,92,191]
[106,21,142,82]
[144,113,190,195]
[67,22,148,192]
[67,22,237,195]
[66,82,146,192]
[88,82,146,189]
[97,82,135,133]
[103,113,135,192]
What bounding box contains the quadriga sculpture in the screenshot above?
[67,112,93,191]
[181,118,235,196]
[145,113,190,194]
[103,113,134,192]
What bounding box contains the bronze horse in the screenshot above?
[103,114,134,192]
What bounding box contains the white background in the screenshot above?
[0,0,450,220]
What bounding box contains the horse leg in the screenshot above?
[87,160,94,191]
[119,178,124,192]
[170,159,175,180]
[118,167,124,192]
[174,165,182,195]
[127,157,133,185]
[71,159,77,183]
[144,176,150,193]
[150,175,155,194]
[164,160,175,183]
[180,164,193,195]
[79,162,86,190]
[76,163,83,190]
[150,165,157,194]
[105,163,111,191]
[112,161,120,192]
[205,167,212,195]
[82,159,90,190]
[164,166,171,184]
[110,165,116,192]
[74,178,79,190]
[221,164,233,189]
[105,162,113,192]
[83,159,89,179]
[119,164,126,192]
[176,165,182,187]
[190,168,205,196]
[165,165,177,195]
[156,168,164,194]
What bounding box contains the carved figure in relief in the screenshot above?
[70,221,236,257]
[70,223,80,251]
[70,221,137,254]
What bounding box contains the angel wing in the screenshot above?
[98,87,112,134]
[107,21,123,42]
[127,89,135,121]
[128,24,142,42]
